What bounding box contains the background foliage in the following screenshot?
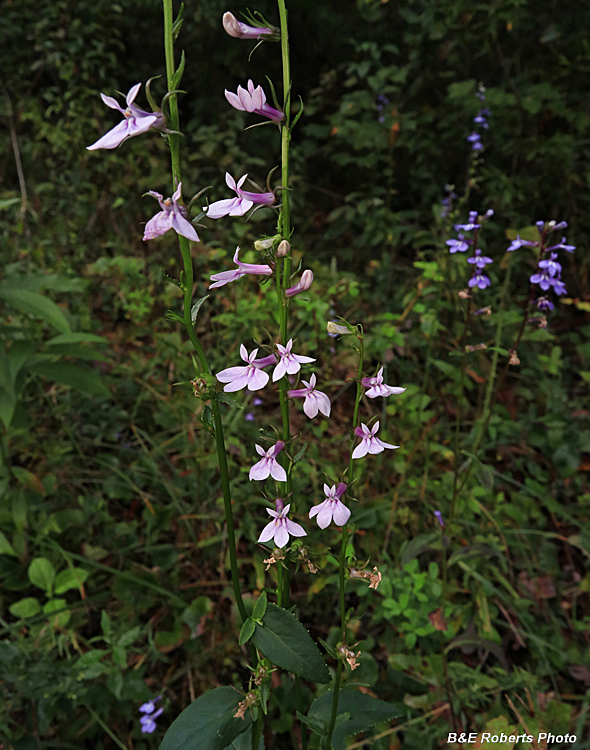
[1,0,589,747]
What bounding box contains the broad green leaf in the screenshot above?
[308,689,404,750]
[42,344,109,361]
[160,686,250,750]
[0,531,16,557]
[43,598,70,627]
[250,603,330,683]
[27,361,110,396]
[239,618,256,646]
[54,567,89,594]
[8,341,38,380]
[9,597,41,618]
[0,387,17,429]
[0,288,71,334]
[227,726,264,749]
[28,557,56,595]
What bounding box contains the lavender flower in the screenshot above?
[273,339,315,382]
[309,483,350,528]
[257,498,306,548]
[285,270,313,297]
[361,367,406,399]
[547,236,575,253]
[205,173,275,219]
[467,248,493,269]
[473,108,490,128]
[143,183,199,242]
[440,185,457,218]
[467,132,483,151]
[87,83,165,151]
[446,235,470,253]
[537,252,562,277]
[209,247,273,289]
[506,235,537,252]
[216,345,276,392]
[376,94,390,124]
[222,12,273,40]
[139,696,163,734]
[250,441,287,482]
[468,270,491,290]
[352,421,399,460]
[537,297,555,311]
[454,212,481,232]
[225,80,284,122]
[434,510,444,527]
[288,373,331,418]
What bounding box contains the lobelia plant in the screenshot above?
[87,2,406,748]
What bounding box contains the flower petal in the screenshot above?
[352,441,369,459]
[274,524,289,548]
[285,520,306,538]
[171,210,200,242]
[258,520,277,543]
[87,120,130,150]
[270,460,287,483]
[250,459,270,481]
[332,502,351,526]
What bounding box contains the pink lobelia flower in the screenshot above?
[209,246,273,289]
[223,12,273,40]
[361,368,406,399]
[288,373,331,418]
[225,80,284,122]
[143,183,199,242]
[257,498,306,548]
[216,344,277,392]
[309,483,350,529]
[87,83,165,151]
[352,421,399,460]
[273,339,315,382]
[250,441,287,482]
[285,270,313,297]
[205,173,275,219]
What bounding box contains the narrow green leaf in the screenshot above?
[0,288,71,334]
[46,333,108,346]
[172,2,185,41]
[28,557,56,595]
[0,387,17,430]
[172,50,186,90]
[160,686,250,750]
[251,603,330,683]
[191,295,209,324]
[239,617,256,646]
[0,531,16,557]
[252,591,267,621]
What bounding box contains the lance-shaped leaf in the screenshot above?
[160,687,250,750]
[251,603,330,683]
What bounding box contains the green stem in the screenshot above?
[162,0,247,626]
[253,710,263,750]
[325,529,348,750]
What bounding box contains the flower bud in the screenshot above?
[285,269,313,297]
[254,237,278,251]
[223,12,272,40]
[326,321,350,335]
[276,239,290,257]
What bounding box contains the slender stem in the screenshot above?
[162,0,247,625]
[253,710,263,750]
[325,529,348,750]
[348,330,364,483]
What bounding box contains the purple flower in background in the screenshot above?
[361,367,406,399]
[551,278,567,295]
[434,510,444,528]
[87,83,165,151]
[253,397,263,406]
[468,270,491,290]
[205,173,275,219]
[547,236,575,253]
[454,212,481,232]
[309,483,350,528]
[216,345,276,392]
[446,235,470,253]
[537,297,555,312]
[250,441,287,482]
[506,235,538,252]
[473,108,490,128]
[538,252,562,277]
[352,421,399,459]
[222,12,273,39]
[288,373,331,418]
[467,132,484,151]
[530,270,553,291]
[285,270,314,297]
[467,249,493,269]
[440,185,457,218]
[143,183,199,242]
[245,412,255,421]
[225,80,284,122]
[209,246,273,288]
[273,339,315,382]
[376,94,390,123]
[257,498,306,548]
[139,696,163,734]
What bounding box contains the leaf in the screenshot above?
[160,686,250,750]
[250,603,330,683]
[191,295,209,324]
[172,50,186,90]
[12,467,46,495]
[0,288,71,334]
[27,361,110,396]
[54,567,89,594]
[9,597,41,618]
[239,618,256,646]
[0,387,17,430]
[28,557,56,595]
[0,531,16,557]
[252,591,267,621]
[46,332,108,346]
[43,598,70,627]
[172,2,184,41]
[308,689,404,750]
